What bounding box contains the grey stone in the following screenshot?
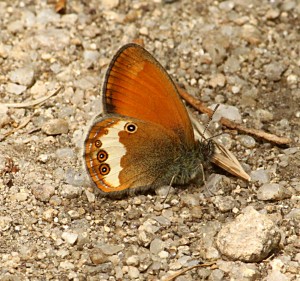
[216,207,281,262]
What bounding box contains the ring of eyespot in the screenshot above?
[97,149,108,162]
[124,122,138,133]
[99,163,110,175]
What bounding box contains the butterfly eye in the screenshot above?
[95,140,102,148]
[99,163,110,175]
[97,150,108,162]
[124,122,138,133]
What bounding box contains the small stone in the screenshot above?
[263,62,287,82]
[219,1,235,11]
[99,244,124,255]
[265,9,280,19]
[286,74,298,85]
[285,208,300,220]
[60,261,75,270]
[31,184,55,202]
[127,266,140,279]
[241,24,262,45]
[232,86,240,94]
[8,67,35,86]
[61,185,82,199]
[139,27,149,35]
[85,189,96,203]
[224,56,240,73]
[250,169,270,184]
[158,251,169,259]
[257,183,291,201]
[126,255,139,266]
[30,81,47,98]
[210,104,242,123]
[6,83,27,95]
[0,216,12,231]
[11,192,29,202]
[216,207,281,262]
[56,148,74,159]
[255,109,274,122]
[212,196,236,212]
[153,215,171,226]
[90,248,108,265]
[43,208,57,222]
[238,135,256,149]
[42,119,69,135]
[83,50,100,68]
[62,232,78,245]
[101,0,119,9]
[208,73,226,88]
[150,238,164,255]
[37,154,49,163]
[265,270,289,281]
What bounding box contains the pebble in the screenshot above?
[126,255,139,266]
[90,248,108,265]
[285,208,300,220]
[55,148,74,159]
[238,135,256,149]
[83,50,100,68]
[127,266,140,279]
[257,183,291,201]
[62,232,78,245]
[150,238,164,255]
[250,169,270,184]
[210,104,242,123]
[216,207,281,262]
[34,28,70,51]
[0,216,12,231]
[224,56,240,73]
[8,67,35,86]
[255,109,274,122]
[61,184,82,199]
[85,189,96,203]
[263,62,287,82]
[42,119,69,135]
[211,195,236,212]
[11,192,29,202]
[43,208,57,222]
[59,261,75,270]
[265,270,290,281]
[241,24,262,45]
[101,0,119,9]
[99,244,124,255]
[208,73,226,88]
[31,184,55,202]
[6,82,27,95]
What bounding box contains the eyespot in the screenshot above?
[95,140,102,148]
[124,122,137,133]
[97,150,108,162]
[99,163,110,176]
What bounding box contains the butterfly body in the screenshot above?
[84,43,214,197]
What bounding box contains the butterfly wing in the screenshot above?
[102,43,195,148]
[84,116,182,196]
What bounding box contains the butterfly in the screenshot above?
[84,43,216,197]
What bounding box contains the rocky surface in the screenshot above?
[0,0,299,280]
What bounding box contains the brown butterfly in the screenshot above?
[84,43,248,197]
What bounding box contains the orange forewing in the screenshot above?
[102,43,195,147]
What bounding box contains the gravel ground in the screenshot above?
[0,0,300,280]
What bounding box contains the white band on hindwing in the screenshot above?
[93,120,127,188]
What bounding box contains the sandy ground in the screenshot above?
[0,0,300,280]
